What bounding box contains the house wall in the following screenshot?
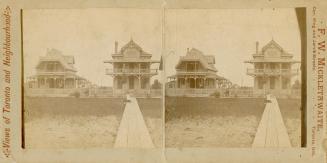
[34,76,81,89]
[253,62,293,92]
[176,77,215,89]
[254,76,290,91]
[113,63,150,72]
[113,76,150,90]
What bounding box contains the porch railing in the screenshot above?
[246,68,299,75]
[106,68,158,74]
[175,70,209,75]
[166,88,301,98]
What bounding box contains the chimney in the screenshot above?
[114,41,118,53]
[256,41,259,54]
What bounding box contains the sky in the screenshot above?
[164,8,302,86]
[23,8,302,87]
[23,8,162,87]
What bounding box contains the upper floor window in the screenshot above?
[46,62,55,71]
[282,63,290,69]
[255,63,264,69]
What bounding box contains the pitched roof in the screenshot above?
[245,40,299,63]
[37,48,76,71]
[176,48,217,71]
[261,39,284,52]
[260,39,292,57]
[119,39,152,56]
[121,39,142,51]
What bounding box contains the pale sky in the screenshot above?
[23,8,162,87]
[23,8,302,87]
[164,8,302,86]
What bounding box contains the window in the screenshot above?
[141,77,148,89]
[187,62,195,72]
[46,62,54,71]
[129,76,134,89]
[117,77,123,89]
[282,77,290,89]
[258,77,264,89]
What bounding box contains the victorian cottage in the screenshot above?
[104,39,160,96]
[166,48,232,96]
[245,40,301,97]
[25,49,91,97]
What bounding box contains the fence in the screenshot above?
[166,88,301,98]
[24,88,88,97]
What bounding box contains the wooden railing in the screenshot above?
[246,68,299,75]
[166,88,218,97]
[166,88,301,98]
[106,68,158,74]
[175,71,210,76]
[24,88,80,97]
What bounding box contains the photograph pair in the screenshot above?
[23,8,304,149]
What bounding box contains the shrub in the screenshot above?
[84,89,89,96]
[210,91,220,98]
[70,91,80,98]
[234,94,238,98]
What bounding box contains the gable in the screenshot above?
[262,40,283,58]
[123,47,141,59]
[118,39,152,59]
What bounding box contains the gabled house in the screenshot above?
[25,49,91,96]
[104,39,160,96]
[167,48,231,96]
[245,40,301,96]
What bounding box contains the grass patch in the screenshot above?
[137,98,162,119]
[165,97,302,120]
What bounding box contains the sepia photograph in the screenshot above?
[22,8,163,148]
[164,8,303,148]
[1,0,327,162]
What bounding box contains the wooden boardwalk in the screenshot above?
[114,95,154,148]
[252,94,291,148]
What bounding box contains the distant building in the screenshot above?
[166,48,231,96]
[245,40,301,97]
[25,49,91,96]
[104,39,160,96]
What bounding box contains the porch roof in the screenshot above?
[176,48,217,72]
[37,49,77,71]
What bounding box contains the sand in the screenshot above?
[165,115,301,148]
[25,115,120,148]
[25,115,163,148]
